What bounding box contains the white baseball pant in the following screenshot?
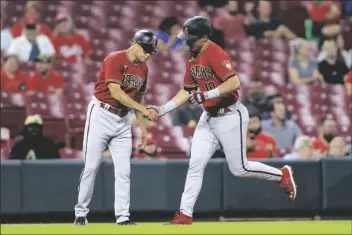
[180,102,283,216]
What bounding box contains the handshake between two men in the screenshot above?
[141,90,207,122]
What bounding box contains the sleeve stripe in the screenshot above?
[222,72,237,81]
[105,79,122,85]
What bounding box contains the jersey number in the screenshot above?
[204,82,216,91]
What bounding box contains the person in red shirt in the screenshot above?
[51,13,91,64]
[1,55,28,93]
[150,16,296,224]
[135,137,167,160]
[246,113,278,159]
[27,55,64,94]
[345,70,352,96]
[11,2,52,38]
[312,116,338,157]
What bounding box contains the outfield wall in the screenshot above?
[1,158,352,221]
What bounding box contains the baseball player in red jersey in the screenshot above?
[150,16,297,224]
[73,30,158,226]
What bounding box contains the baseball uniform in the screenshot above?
[180,42,283,217]
[74,50,148,223]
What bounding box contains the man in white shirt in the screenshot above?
[7,18,55,63]
[283,136,314,160]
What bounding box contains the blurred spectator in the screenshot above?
[212,1,246,43]
[327,136,347,157]
[288,39,324,86]
[1,127,11,159]
[340,0,352,19]
[1,9,13,53]
[155,16,184,52]
[172,103,203,128]
[134,137,167,160]
[1,55,28,93]
[242,79,270,116]
[11,1,52,38]
[27,55,64,95]
[318,34,351,68]
[262,102,302,149]
[345,70,352,96]
[197,0,228,9]
[7,18,55,63]
[283,136,314,160]
[246,113,278,159]
[306,1,342,42]
[312,117,338,157]
[52,13,91,64]
[318,39,350,84]
[244,1,296,40]
[199,11,226,49]
[9,115,60,160]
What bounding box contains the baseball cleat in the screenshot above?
[167,211,192,225]
[73,216,88,226]
[117,219,136,225]
[279,165,297,201]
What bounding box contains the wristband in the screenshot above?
[159,100,177,116]
[206,88,220,100]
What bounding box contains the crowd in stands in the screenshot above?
[1,1,351,160]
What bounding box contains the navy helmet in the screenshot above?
[177,16,212,41]
[133,30,158,54]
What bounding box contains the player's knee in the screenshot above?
[228,165,247,177]
[188,159,206,174]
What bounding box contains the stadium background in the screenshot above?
[1,0,352,224]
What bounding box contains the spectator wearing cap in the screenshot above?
[134,137,167,160]
[52,13,92,64]
[7,18,55,63]
[9,115,60,160]
[327,136,348,158]
[27,55,64,95]
[345,70,352,96]
[283,136,314,160]
[312,117,338,157]
[262,102,302,149]
[246,113,278,159]
[11,1,52,38]
[1,55,29,93]
[155,16,184,52]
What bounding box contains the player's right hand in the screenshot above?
[142,108,159,121]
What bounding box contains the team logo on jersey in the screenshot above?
[122,74,144,91]
[221,60,232,70]
[190,65,215,81]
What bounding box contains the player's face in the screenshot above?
[5,57,19,73]
[186,37,204,53]
[135,44,152,62]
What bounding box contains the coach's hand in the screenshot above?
[142,107,159,121]
[189,90,208,105]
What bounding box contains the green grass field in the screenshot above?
[1,221,351,234]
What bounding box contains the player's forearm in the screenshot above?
[206,75,240,100]
[159,89,190,115]
[135,96,147,131]
[109,86,146,113]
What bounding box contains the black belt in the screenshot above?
[100,103,128,117]
[205,106,232,117]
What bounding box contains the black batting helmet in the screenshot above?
[177,16,212,41]
[133,30,158,54]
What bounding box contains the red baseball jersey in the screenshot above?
[183,41,239,109]
[27,70,64,93]
[52,33,91,63]
[94,51,148,111]
[1,68,29,93]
